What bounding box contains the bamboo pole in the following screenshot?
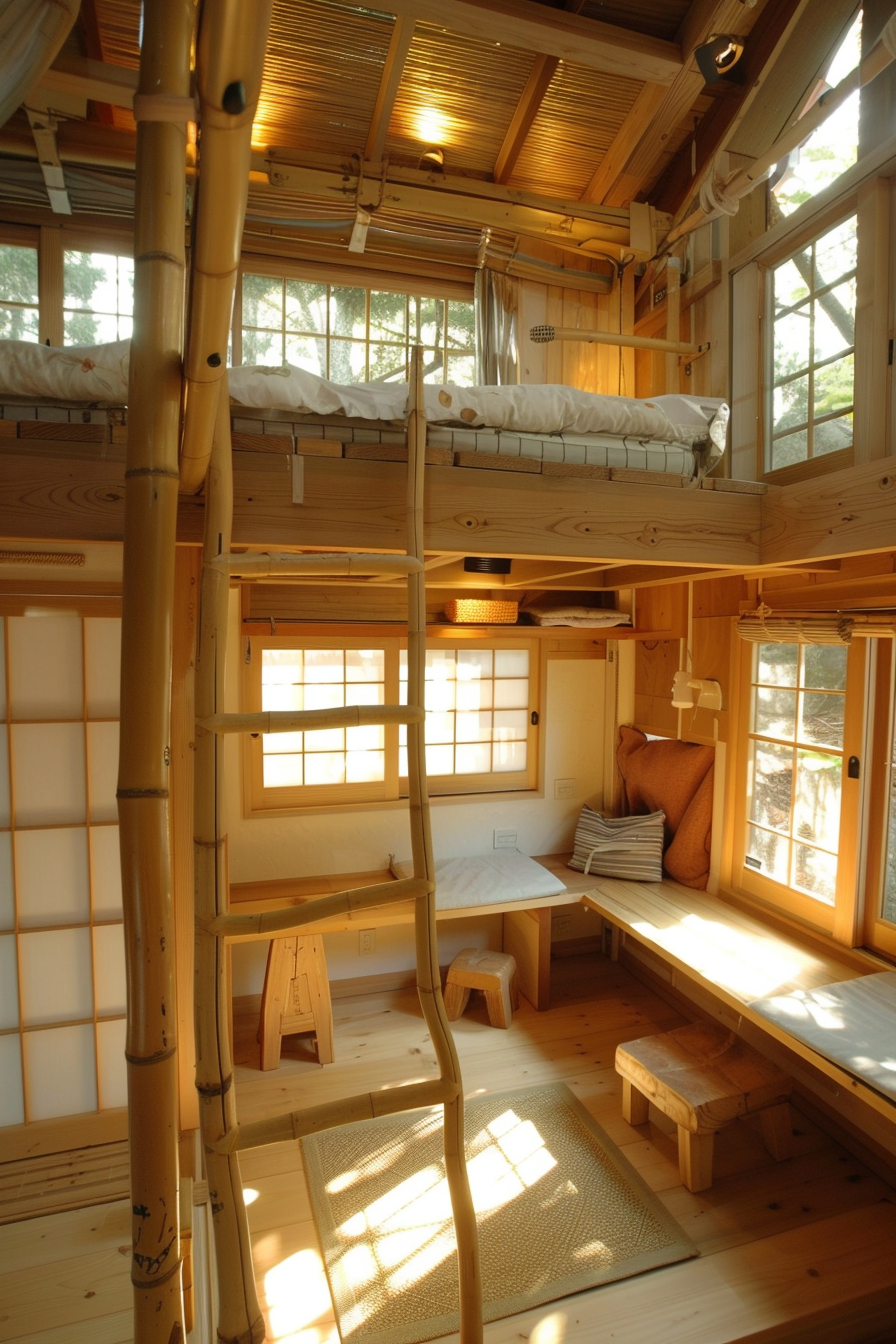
[118,3,194,1341]
[528,323,702,354]
[179,0,274,496]
[194,383,265,1344]
[405,347,483,1343]
[208,876,431,939]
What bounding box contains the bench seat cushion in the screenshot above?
[749,971,896,1104]
[391,852,568,910]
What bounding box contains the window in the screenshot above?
[771,13,861,217]
[243,634,538,813]
[863,641,896,958]
[734,638,865,934]
[239,273,475,384]
[63,249,134,344]
[765,214,856,474]
[0,242,39,340]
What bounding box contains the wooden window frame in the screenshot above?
[862,639,896,959]
[233,257,474,381]
[729,635,866,942]
[241,631,541,818]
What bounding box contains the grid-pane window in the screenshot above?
[63,250,134,344]
[240,273,475,384]
[399,647,531,787]
[0,243,39,340]
[745,642,848,906]
[765,215,856,473]
[245,635,537,812]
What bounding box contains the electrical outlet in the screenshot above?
[554,777,576,799]
[493,828,517,849]
[554,914,573,937]
[359,928,375,956]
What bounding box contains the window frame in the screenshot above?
[762,211,857,480]
[862,639,896,959]
[729,634,867,940]
[233,255,475,384]
[241,630,541,817]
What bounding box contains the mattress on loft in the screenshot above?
[0,338,729,477]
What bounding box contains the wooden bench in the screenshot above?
[579,873,896,1169]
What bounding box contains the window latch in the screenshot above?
[531,711,539,725]
[847,755,860,779]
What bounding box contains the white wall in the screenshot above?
[225,597,608,994]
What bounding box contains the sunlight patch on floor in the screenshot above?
[263,1247,334,1341]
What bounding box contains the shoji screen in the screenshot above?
[0,613,125,1128]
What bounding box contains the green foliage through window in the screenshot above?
[241,274,475,384]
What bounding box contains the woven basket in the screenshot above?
[444,598,519,625]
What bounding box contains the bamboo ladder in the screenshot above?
[192,348,484,1342]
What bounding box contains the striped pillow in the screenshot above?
[568,806,665,881]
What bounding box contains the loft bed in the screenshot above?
[0,337,728,483]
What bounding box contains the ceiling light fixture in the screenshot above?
[419,146,444,172]
[695,34,745,83]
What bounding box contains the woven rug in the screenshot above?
[302,1082,697,1344]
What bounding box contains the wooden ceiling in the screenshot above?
[0,0,860,272]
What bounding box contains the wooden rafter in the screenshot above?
[364,15,415,163]
[493,55,558,184]
[375,0,682,84]
[586,0,754,208]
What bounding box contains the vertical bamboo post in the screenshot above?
[194,383,265,1344]
[118,3,194,1341]
[405,349,483,1343]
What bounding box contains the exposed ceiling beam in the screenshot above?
[33,53,138,111]
[260,150,667,256]
[364,16,415,163]
[373,0,682,84]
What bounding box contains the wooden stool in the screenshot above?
[444,948,519,1028]
[615,1021,793,1192]
[258,934,334,1070]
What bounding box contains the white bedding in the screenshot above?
[0,339,729,461]
[750,971,896,1104]
[390,852,568,911]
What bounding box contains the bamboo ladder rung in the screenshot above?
[218,552,424,579]
[208,876,433,940]
[210,1077,462,1154]
[199,705,424,735]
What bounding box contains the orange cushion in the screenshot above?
[616,726,714,889]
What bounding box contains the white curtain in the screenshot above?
[474,268,519,385]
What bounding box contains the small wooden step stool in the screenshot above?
[615,1021,793,1192]
[258,934,334,1070]
[444,948,519,1028]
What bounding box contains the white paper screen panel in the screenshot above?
[24,1023,97,1121]
[7,615,83,719]
[93,923,126,1016]
[87,720,120,823]
[96,1018,127,1109]
[19,927,94,1026]
[0,831,12,927]
[85,618,122,717]
[90,825,123,919]
[15,826,90,927]
[12,722,86,826]
[0,726,9,827]
[0,618,6,716]
[1,614,124,1133]
[0,933,19,1029]
[0,1035,24,1126]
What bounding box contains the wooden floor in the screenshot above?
[2,952,896,1344]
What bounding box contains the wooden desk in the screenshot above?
[229,853,598,1010]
